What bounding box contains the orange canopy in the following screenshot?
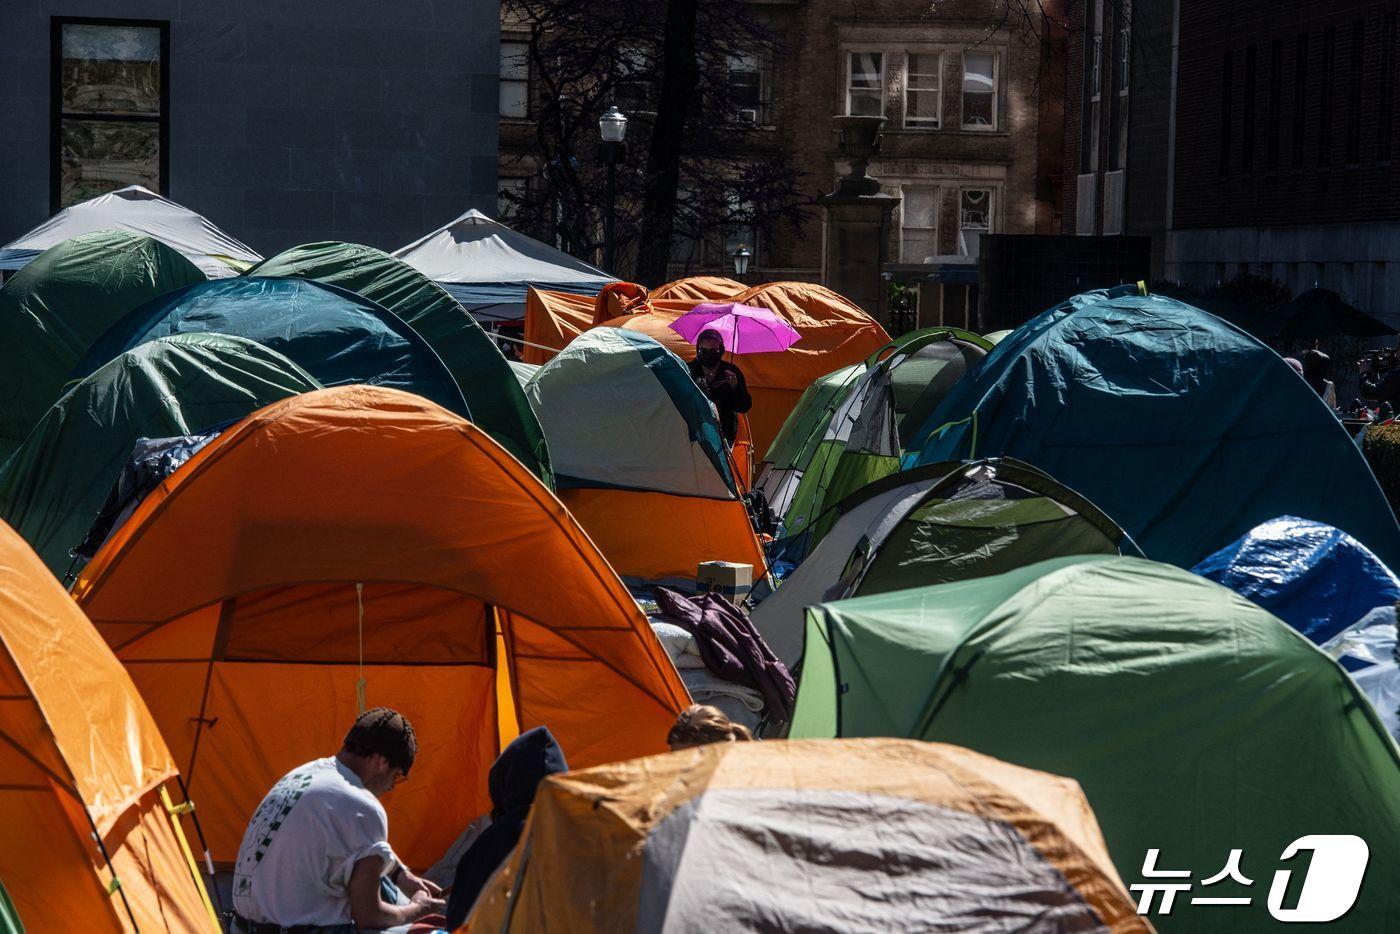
[72,386,689,867]
[0,521,213,932]
[524,282,891,457]
[651,275,747,302]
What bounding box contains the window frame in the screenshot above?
[727,50,772,127]
[499,37,531,120]
[846,50,886,117]
[50,16,170,213]
[903,51,943,130]
[496,176,528,224]
[961,50,999,131]
[957,187,994,258]
[1091,35,1103,102]
[1118,24,1131,95]
[899,185,940,262]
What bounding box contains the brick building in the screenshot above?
[498,0,1065,286]
[1065,0,1400,322]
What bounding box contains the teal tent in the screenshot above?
[71,277,470,419]
[0,333,320,579]
[0,231,205,460]
[909,289,1400,569]
[793,555,1400,930]
[251,242,551,482]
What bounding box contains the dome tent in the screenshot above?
[909,288,1400,569]
[792,555,1400,930]
[0,333,320,578]
[70,277,470,421]
[0,230,205,461]
[251,241,551,483]
[0,520,216,932]
[525,328,765,587]
[752,458,1140,667]
[72,387,688,867]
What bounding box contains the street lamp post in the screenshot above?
[732,244,752,280]
[597,106,629,274]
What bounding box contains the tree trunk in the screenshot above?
[633,0,700,286]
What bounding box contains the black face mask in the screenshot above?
[698,349,723,366]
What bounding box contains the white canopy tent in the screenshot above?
[0,186,261,279]
[392,209,615,322]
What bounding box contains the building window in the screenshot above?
[1091,35,1103,100]
[847,52,884,116]
[958,189,992,259]
[721,193,757,265]
[497,177,527,224]
[615,43,654,115]
[962,53,997,129]
[52,19,167,211]
[500,40,529,119]
[905,53,941,128]
[728,52,771,125]
[900,187,939,262]
[1118,25,1131,94]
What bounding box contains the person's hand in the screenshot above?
[723,371,738,388]
[408,888,447,919]
[398,870,442,899]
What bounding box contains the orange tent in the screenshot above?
[524,282,891,457]
[0,521,215,932]
[72,386,689,868]
[651,275,747,302]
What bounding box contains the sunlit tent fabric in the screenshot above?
[392,209,614,322]
[752,458,1140,667]
[767,328,991,554]
[910,289,1400,569]
[1193,516,1400,644]
[71,277,471,420]
[524,281,891,457]
[250,241,551,481]
[464,739,1144,933]
[0,185,259,279]
[792,555,1400,930]
[651,275,747,302]
[756,364,861,502]
[0,334,320,578]
[0,230,205,461]
[0,521,215,932]
[72,387,689,867]
[525,329,765,587]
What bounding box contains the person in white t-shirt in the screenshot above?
[231,708,445,933]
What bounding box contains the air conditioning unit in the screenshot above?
[738,108,759,124]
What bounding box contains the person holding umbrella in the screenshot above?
[690,328,752,445]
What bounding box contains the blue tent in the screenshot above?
[909,288,1400,569]
[1193,516,1400,643]
[72,277,470,419]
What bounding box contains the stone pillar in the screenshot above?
[819,116,900,327]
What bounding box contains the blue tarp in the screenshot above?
[908,289,1400,569]
[72,277,471,419]
[1192,516,1400,643]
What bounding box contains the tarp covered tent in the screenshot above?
[464,739,1144,933]
[1193,516,1400,644]
[910,289,1400,569]
[650,275,747,302]
[0,230,206,461]
[792,555,1400,930]
[391,209,614,322]
[525,329,765,587]
[72,387,689,868]
[0,334,320,578]
[0,520,216,932]
[752,458,1140,667]
[765,328,991,555]
[71,277,471,420]
[251,242,551,481]
[0,185,259,279]
[524,281,891,457]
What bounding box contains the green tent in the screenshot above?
[756,363,862,500]
[0,333,321,578]
[768,328,991,562]
[750,458,1140,667]
[0,879,20,934]
[251,241,552,483]
[793,555,1400,930]
[0,231,205,461]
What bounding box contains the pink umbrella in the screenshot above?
[669,302,801,355]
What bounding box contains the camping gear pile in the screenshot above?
[0,189,1397,931]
